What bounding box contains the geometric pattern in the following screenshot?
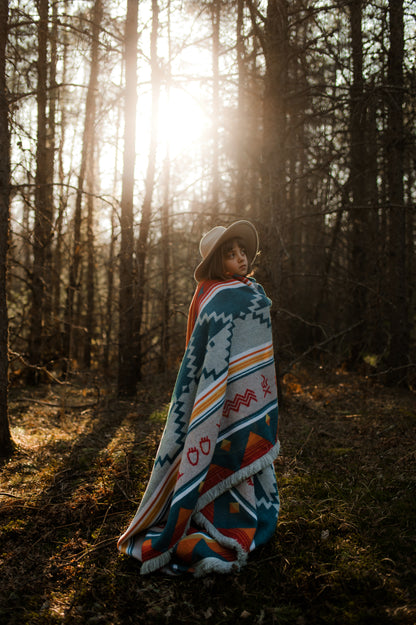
[117,276,280,576]
[223,389,257,417]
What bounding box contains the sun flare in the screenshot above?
[158,86,209,155]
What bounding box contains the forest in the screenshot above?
[0,0,415,623]
[0,0,415,445]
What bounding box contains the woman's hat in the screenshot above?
[194,220,259,282]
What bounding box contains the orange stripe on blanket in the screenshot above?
[141,539,163,561]
[228,345,274,377]
[189,378,227,425]
[241,432,273,468]
[169,507,193,547]
[186,280,232,345]
[119,460,180,542]
[175,532,236,563]
[218,526,256,551]
[201,463,234,494]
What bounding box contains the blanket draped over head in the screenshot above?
[117,276,280,576]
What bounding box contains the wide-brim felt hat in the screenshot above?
[194,220,259,282]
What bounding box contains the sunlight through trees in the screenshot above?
[0,0,414,439]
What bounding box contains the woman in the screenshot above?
[117,220,280,576]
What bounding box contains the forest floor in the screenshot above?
[0,365,415,625]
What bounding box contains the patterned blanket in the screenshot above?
[117,276,280,576]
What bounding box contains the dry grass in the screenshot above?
[0,367,415,624]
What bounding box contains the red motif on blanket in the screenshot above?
[223,389,257,417]
[186,438,211,466]
[200,436,211,455]
[187,447,199,465]
[261,375,271,397]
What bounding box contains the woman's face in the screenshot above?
[222,238,248,277]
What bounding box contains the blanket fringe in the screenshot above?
[139,440,280,576]
[141,549,172,576]
[193,556,244,578]
[196,440,280,513]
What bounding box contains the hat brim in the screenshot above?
[194,220,259,282]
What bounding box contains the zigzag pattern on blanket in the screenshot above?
[117,277,280,576]
[223,388,257,417]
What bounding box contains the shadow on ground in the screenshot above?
[0,368,415,624]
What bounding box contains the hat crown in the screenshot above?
[200,226,226,259]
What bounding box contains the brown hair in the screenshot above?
[204,237,253,281]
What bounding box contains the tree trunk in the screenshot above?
[348,0,368,362]
[235,0,246,213]
[159,155,171,371]
[104,206,116,371]
[247,0,288,402]
[386,0,408,383]
[83,152,95,368]
[83,0,103,369]
[52,0,69,356]
[63,0,102,369]
[45,0,57,336]
[159,0,172,372]
[104,99,122,371]
[254,0,289,315]
[0,0,13,457]
[134,0,161,382]
[118,0,139,395]
[363,83,384,355]
[211,0,220,223]
[28,0,53,382]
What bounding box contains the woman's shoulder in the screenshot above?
[196,277,270,317]
[193,279,239,311]
[196,277,251,301]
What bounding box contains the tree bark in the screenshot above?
[45,0,57,334]
[134,0,161,382]
[84,0,104,368]
[159,0,172,372]
[235,0,246,213]
[83,152,96,368]
[104,100,122,371]
[63,0,102,369]
[247,0,288,401]
[104,206,116,371]
[49,0,63,356]
[386,0,408,382]
[118,0,139,395]
[211,0,220,223]
[348,0,368,362]
[0,0,13,457]
[28,0,53,382]
[52,0,69,355]
[254,0,289,308]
